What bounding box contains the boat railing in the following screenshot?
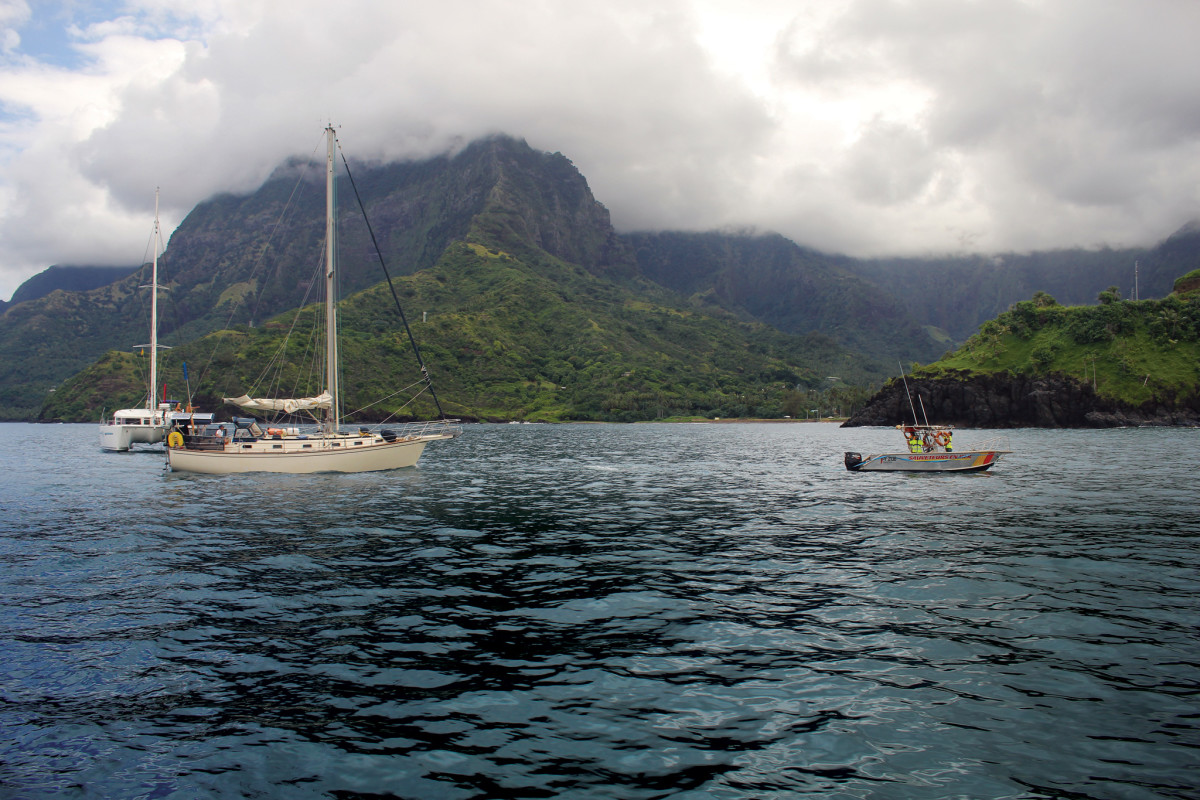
[173,419,462,450]
[179,432,228,451]
[385,419,463,440]
[973,435,1011,452]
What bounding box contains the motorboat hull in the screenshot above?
[845,450,1009,473]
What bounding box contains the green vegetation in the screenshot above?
[42,350,157,422]
[1174,269,1200,294]
[41,240,881,423]
[915,284,1200,407]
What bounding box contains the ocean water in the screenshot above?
[0,421,1197,799]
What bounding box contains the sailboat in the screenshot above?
[166,126,461,474]
[99,191,211,450]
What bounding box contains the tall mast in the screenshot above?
[324,126,339,434]
[149,188,160,412]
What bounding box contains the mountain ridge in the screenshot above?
[5,134,1200,421]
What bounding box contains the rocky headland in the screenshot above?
[843,373,1200,428]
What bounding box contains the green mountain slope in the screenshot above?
[844,280,1200,427]
[918,287,1200,408]
[2,265,135,310]
[41,239,876,423]
[0,136,637,420]
[0,271,164,419]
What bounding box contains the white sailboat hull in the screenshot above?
[167,428,458,474]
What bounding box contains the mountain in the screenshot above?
[33,136,879,423]
[6,132,1200,422]
[844,280,1200,427]
[1,137,642,420]
[40,242,874,424]
[2,265,136,311]
[844,226,1199,341]
[624,231,948,364]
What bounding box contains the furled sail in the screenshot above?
[224,392,332,413]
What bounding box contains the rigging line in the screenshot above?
[342,378,427,418]
[373,386,430,428]
[193,143,323,392]
[242,254,325,398]
[245,136,327,327]
[337,147,447,420]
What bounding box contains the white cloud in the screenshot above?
[2,0,1199,300]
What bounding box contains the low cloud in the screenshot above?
[1,0,1198,299]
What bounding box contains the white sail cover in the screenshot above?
[224,392,332,413]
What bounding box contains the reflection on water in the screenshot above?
[1,422,1197,798]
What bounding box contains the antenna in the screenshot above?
[1134,260,1139,301]
[918,395,931,427]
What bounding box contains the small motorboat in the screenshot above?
[845,424,1010,473]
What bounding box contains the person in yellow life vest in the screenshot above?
[908,433,922,453]
[945,432,953,452]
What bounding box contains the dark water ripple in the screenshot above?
[1,422,1197,799]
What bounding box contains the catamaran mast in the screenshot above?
[149,188,160,412]
[324,126,340,435]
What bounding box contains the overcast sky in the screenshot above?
[1,0,1198,300]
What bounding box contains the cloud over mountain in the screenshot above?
[1,0,1198,300]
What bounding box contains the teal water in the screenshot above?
[0,422,1197,799]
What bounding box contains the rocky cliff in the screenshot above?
[843,372,1200,428]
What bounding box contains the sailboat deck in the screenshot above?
[177,420,461,454]
[167,420,462,474]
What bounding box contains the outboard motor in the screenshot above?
[380,429,398,442]
[844,452,863,471]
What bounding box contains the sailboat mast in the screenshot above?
[324,126,340,435]
[149,188,159,412]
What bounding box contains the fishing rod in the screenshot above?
[898,361,919,426]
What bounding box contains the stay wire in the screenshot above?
[337,147,447,420]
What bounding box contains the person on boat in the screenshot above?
[945,432,953,452]
[908,432,922,453]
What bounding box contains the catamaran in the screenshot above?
[166,126,460,474]
[99,192,214,449]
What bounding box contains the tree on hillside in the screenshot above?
[1032,290,1059,307]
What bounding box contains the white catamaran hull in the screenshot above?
[99,425,164,451]
[99,416,165,451]
[844,450,1008,473]
[167,430,457,474]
